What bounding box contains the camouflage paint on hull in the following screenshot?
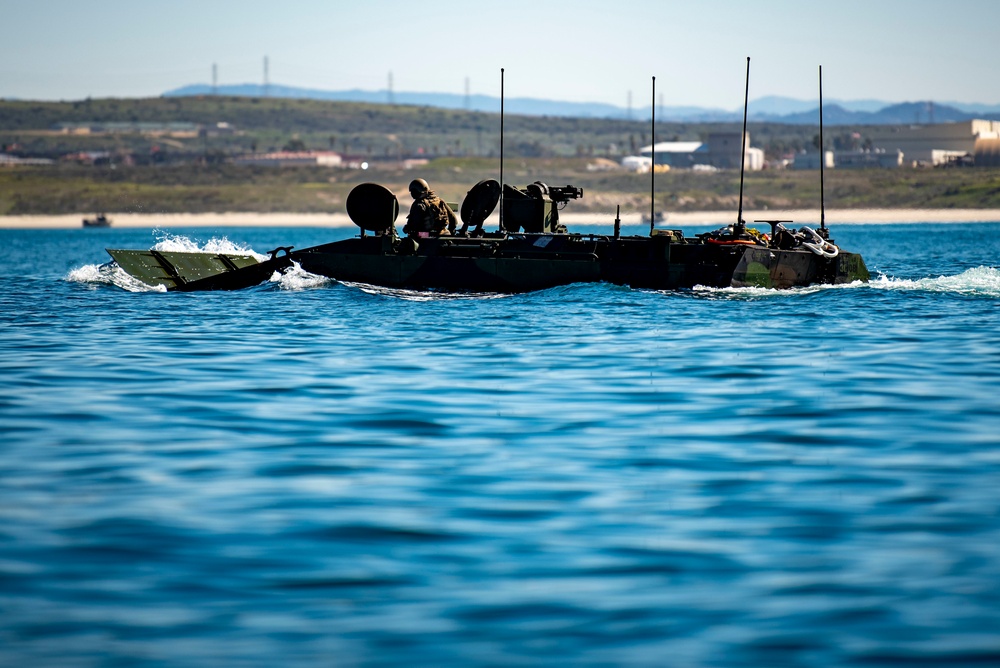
[106,249,294,292]
[291,234,869,292]
[731,246,870,289]
[294,235,601,292]
[107,232,869,293]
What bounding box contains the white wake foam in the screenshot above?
[689,267,1000,298]
[689,282,844,298]
[66,263,167,292]
[269,261,332,291]
[150,229,267,261]
[871,266,1000,296]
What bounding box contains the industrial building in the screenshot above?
[630,132,764,171]
[0,153,54,167]
[793,149,903,170]
[975,137,1000,167]
[232,151,343,167]
[868,119,1000,167]
[53,122,202,138]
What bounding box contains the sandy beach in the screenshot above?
[2,209,1000,230]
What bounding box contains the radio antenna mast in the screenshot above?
[736,57,750,236]
[819,65,827,237]
[650,76,656,236]
[499,68,505,232]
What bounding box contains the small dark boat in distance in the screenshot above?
[83,213,111,228]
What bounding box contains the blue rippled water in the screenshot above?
[2,222,1000,666]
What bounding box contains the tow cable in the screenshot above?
[798,226,839,258]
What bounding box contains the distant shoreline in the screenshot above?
[3,209,1000,230]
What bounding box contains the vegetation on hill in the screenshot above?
[1,96,854,161]
[2,96,1000,216]
[2,161,999,216]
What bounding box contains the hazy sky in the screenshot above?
[3,0,997,108]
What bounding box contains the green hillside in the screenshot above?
[0,95,827,159]
[3,161,1000,216]
[2,96,1000,216]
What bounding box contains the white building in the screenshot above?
[0,153,55,167]
[640,141,704,168]
[792,151,834,170]
[868,120,1000,166]
[628,132,764,171]
[975,138,1000,167]
[793,149,902,169]
[233,151,343,167]
[620,155,653,172]
[835,150,904,169]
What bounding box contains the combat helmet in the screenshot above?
[409,178,430,197]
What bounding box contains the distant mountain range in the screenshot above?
[164,84,1000,125]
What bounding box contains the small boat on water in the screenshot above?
[83,213,111,228]
[102,60,869,294]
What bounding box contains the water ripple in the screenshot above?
[2,225,1000,665]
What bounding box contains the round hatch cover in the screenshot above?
[346,183,399,232]
[460,179,501,228]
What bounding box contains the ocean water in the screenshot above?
[2,222,999,667]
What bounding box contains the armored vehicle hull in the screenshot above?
[103,180,869,293]
[104,230,868,294]
[290,232,867,293]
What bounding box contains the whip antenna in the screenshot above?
[819,65,827,236]
[499,68,505,232]
[736,57,750,235]
[650,76,656,236]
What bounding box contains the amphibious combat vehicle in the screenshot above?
[105,177,869,293]
[104,59,868,293]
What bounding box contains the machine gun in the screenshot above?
[503,181,583,234]
[522,182,583,203]
[546,185,583,202]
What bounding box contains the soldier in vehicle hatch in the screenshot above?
[403,178,457,237]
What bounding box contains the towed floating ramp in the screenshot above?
[106,249,293,291]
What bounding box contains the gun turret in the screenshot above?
[503,181,583,233]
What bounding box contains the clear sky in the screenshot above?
[2,0,997,109]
